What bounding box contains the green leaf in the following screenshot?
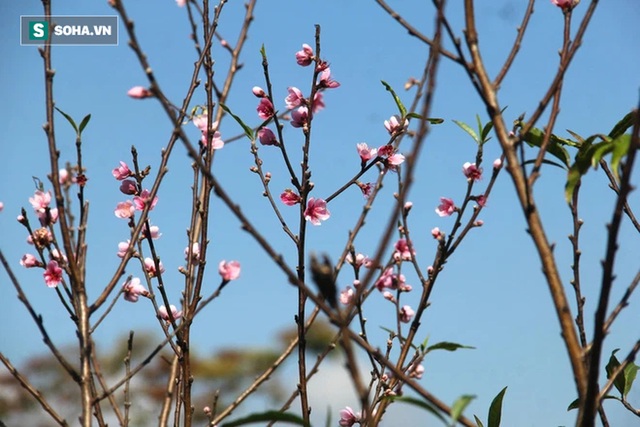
[381,80,406,118]
[450,395,476,426]
[389,396,448,425]
[521,126,571,167]
[426,341,475,353]
[419,335,430,353]
[610,134,632,182]
[523,158,566,170]
[406,112,444,124]
[566,129,584,145]
[220,103,254,141]
[608,111,636,139]
[481,120,494,144]
[474,415,485,427]
[623,362,639,398]
[567,395,618,411]
[453,119,480,144]
[606,349,627,397]
[564,135,601,202]
[220,411,309,427]
[79,114,91,134]
[488,386,507,427]
[55,107,78,134]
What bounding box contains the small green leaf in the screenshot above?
[55,107,78,134]
[474,415,485,427]
[521,126,571,167]
[389,396,448,425]
[381,80,406,118]
[453,119,480,144]
[450,395,476,426]
[419,335,430,353]
[608,111,636,139]
[488,386,507,427]
[220,104,254,141]
[623,362,639,398]
[567,395,618,411]
[523,158,566,170]
[260,44,266,57]
[481,120,494,144]
[564,135,601,202]
[566,129,585,145]
[220,411,309,427]
[610,134,632,182]
[406,112,444,124]
[79,114,91,134]
[606,349,627,396]
[426,341,475,353]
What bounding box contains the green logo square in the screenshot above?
[29,21,49,40]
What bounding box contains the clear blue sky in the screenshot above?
[1,1,639,426]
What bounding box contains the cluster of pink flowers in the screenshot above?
[462,162,482,181]
[29,190,59,226]
[375,267,411,293]
[393,238,415,262]
[122,277,149,302]
[193,113,224,149]
[112,161,158,219]
[219,260,241,282]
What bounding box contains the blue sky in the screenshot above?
[1,1,639,425]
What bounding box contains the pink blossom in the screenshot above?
[0,201,3,212]
[431,227,443,240]
[295,43,314,66]
[400,305,415,323]
[393,239,415,261]
[285,87,305,109]
[185,242,200,264]
[176,0,187,7]
[112,161,131,180]
[290,106,309,129]
[377,144,394,158]
[143,224,162,239]
[280,189,301,206]
[476,195,487,207]
[50,249,67,264]
[59,168,73,185]
[127,86,153,99]
[386,153,405,167]
[43,260,63,288]
[122,277,149,302]
[551,0,578,9]
[338,407,360,427]
[257,98,275,120]
[252,86,266,98]
[493,158,503,169]
[119,179,138,195]
[29,190,51,211]
[474,220,484,227]
[304,197,330,225]
[312,92,325,113]
[194,115,224,149]
[356,181,373,198]
[427,265,434,274]
[36,207,59,226]
[133,189,158,211]
[317,68,340,89]
[435,197,456,217]
[404,201,413,214]
[144,257,165,277]
[258,127,278,146]
[408,362,424,379]
[20,253,41,268]
[383,291,395,302]
[462,162,483,181]
[375,267,395,291]
[158,304,182,321]
[384,115,409,135]
[340,287,355,305]
[218,260,241,281]
[356,143,377,163]
[117,240,131,258]
[345,253,366,268]
[114,200,135,219]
